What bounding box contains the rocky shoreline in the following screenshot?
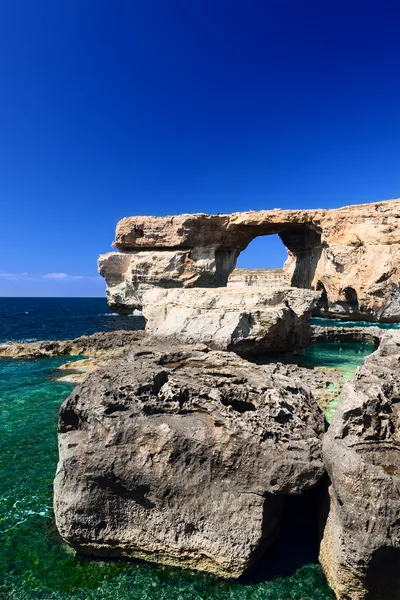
[0,326,348,412]
[2,322,399,597]
[47,326,398,599]
[4,200,400,599]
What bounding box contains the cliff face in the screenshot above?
[141,287,319,355]
[98,199,400,322]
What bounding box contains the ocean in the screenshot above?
[0,297,145,345]
[1,297,370,600]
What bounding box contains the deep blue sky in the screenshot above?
[1,0,400,296]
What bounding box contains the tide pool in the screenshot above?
[300,340,375,380]
[299,341,375,422]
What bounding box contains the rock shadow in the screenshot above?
[240,476,329,585]
[366,546,400,599]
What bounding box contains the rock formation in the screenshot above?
[54,346,325,579]
[0,330,144,360]
[49,197,400,592]
[319,331,400,599]
[142,286,319,355]
[310,324,383,346]
[227,268,290,289]
[99,199,400,322]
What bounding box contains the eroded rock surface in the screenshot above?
[142,287,319,355]
[319,332,400,599]
[311,324,383,346]
[99,200,400,322]
[54,347,325,578]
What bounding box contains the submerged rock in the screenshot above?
[54,347,325,578]
[319,332,400,599]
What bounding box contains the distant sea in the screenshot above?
[0,297,145,345]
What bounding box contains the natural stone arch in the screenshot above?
[99,200,400,321]
[215,223,323,290]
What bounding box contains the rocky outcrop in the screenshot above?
[142,287,319,355]
[311,324,383,346]
[0,330,144,360]
[54,346,325,578]
[319,332,400,599]
[99,199,400,322]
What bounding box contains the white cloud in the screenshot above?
[43,273,78,279]
[42,273,102,282]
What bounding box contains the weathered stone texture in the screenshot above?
[99,199,400,322]
[54,347,325,578]
[319,331,400,599]
[142,286,319,355]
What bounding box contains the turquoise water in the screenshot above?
[310,316,400,329]
[300,340,375,379]
[299,341,375,422]
[0,357,334,600]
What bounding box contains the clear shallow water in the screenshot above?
[310,316,400,329]
[1,304,370,599]
[0,357,334,599]
[300,340,375,379]
[0,298,144,345]
[299,341,375,422]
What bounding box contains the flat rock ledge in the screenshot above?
[320,331,400,600]
[0,330,144,360]
[54,346,325,579]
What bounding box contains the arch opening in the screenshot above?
[315,280,329,312]
[228,234,290,289]
[227,225,323,290]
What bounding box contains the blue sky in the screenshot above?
[1,0,400,296]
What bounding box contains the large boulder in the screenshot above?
[54,347,325,578]
[319,332,400,599]
[99,200,400,322]
[141,286,320,355]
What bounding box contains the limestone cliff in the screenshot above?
[99,199,400,322]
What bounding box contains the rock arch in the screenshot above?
[99,200,400,321]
